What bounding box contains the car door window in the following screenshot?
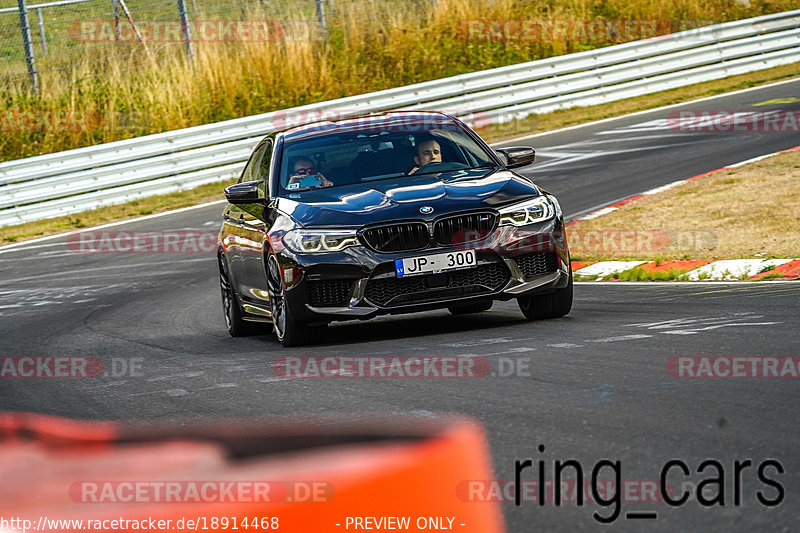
[256,139,274,199]
[257,139,273,181]
[238,141,269,184]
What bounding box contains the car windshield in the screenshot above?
[278,117,496,194]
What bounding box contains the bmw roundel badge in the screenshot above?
[419,206,434,214]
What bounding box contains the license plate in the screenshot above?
[395,250,477,277]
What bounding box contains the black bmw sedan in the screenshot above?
[218,112,571,346]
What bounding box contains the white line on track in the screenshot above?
[0,272,198,287]
[0,257,210,284]
[442,338,515,348]
[587,334,653,343]
[130,388,188,397]
[146,371,206,382]
[497,77,800,145]
[547,343,583,348]
[80,381,129,389]
[661,322,782,334]
[629,313,757,326]
[0,200,226,254]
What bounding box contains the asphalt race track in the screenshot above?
[1,80,799,531]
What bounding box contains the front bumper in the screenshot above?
[278,218,570,324]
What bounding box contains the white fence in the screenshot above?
[1,9,798,227]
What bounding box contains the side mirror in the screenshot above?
[496,146,536,169]
[225,180,263,204]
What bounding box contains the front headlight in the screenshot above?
[283,229,360,253]
[497,195,556,226]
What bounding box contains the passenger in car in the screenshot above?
[287,156,334,189]
[408,137,442,175]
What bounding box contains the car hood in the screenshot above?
[276,169,541,227]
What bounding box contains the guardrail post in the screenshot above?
[35,7,47,55]
[177,0,194,61]
[315,0,327,36]
[16,0,39,94]
[112,0,121,40]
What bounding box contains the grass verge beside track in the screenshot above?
[0,182,228,244]
[1,64,799,245]
[569,147,800,279]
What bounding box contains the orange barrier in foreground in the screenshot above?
[0,412,505,532]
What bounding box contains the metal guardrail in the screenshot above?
[1,10,799,228]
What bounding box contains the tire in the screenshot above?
[517,269,573,320]
[267,256,325,347]
[448,300,493,315]
[219,254,262,337]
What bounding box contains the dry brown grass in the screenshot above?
[2,0,791,160]
[569,148,800,261]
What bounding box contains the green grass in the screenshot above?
[612,267,693,281]
[576,266,766,282]
[572,269,691,282]
[757,272,791,281]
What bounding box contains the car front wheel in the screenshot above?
[267,256,325,347]
[517,269,573,320]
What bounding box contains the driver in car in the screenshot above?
[408,138,442,175]
[287,156,334,189]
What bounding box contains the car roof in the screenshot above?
[281,111,460,142]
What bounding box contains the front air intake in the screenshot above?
[360,223,430,253]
